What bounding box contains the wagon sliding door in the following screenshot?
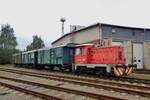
[50,49,55,64]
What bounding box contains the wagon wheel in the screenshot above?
[49,66,54,71]
[59,65,64,72]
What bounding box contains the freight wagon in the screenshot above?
[13,43,135,77]
[37,48,51,67]
[49,45,74,71]
[12,53,22,66]
[13,44,75,71]
[21,50,37,66]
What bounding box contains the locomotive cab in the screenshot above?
[75,44,92,64]
[74,44,94,73]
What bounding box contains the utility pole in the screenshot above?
[60,17,66,35]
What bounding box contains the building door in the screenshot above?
[133,43,143,69]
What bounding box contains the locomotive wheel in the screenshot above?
[75,66,87,74]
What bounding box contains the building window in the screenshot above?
[112,28,116,34]
[132,31,135,36]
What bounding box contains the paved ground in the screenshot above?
[129,73,150,80]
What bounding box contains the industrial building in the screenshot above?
[52,23,150,70]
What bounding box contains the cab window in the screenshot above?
[75,48,83,55]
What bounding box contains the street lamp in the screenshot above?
[60,17,66,35]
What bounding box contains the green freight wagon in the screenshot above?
[21,50,37,66]
[50,44,75,71]
[37,48,51,67]
[12,53,22,66]
[13,43,76,70]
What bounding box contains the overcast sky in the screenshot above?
[0,0,150,50]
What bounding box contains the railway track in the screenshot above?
[0,78,62,100]
[0,67,150,98]
[15,66,150,85]
[0,75,122,100]
[0,85,43,100]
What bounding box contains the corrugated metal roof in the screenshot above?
[52,23,100,44]
[52,23,150,44]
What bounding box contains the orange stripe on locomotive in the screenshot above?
[114,67,121,77]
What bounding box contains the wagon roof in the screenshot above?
[12,53,21,56]
[37,47,51,51]
[51,43,77,48]
[22,50,37,54]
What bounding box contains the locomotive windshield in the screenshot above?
[75,48,83,55]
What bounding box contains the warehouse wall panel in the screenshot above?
[52,35,71,47]
[102,26,145,42]
[144,42,150,70]
[73,26,100,44]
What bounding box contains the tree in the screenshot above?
[0,24,19,64]
[0,48,19,64]
[0,24,17,49]
[26,35,45,51]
